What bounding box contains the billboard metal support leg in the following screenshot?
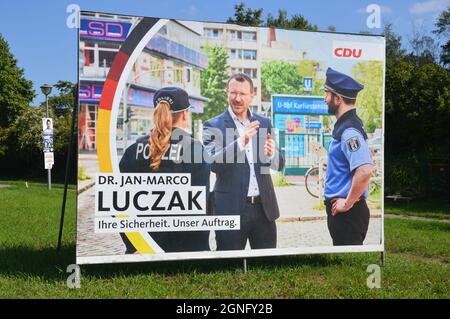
[243,258,248,274]
[57,87,78,252]
[380,251,385,267]
[48,169,51,190]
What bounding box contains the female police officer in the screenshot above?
[118,87,211,253]
[323,68,374,246]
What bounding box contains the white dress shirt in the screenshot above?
[228,107,260,197]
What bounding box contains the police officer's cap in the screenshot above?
[324,68,364,99]
[153,87,191,113]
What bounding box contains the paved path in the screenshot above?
[76,185,124,257]
[385,214,449,223]
[276,217,382,248]
[78,152,97,194]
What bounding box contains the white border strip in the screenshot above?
[381,36,386,247]
[77,244,384,265]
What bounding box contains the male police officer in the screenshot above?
[323,68,373,246]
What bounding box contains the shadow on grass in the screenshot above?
[82,253,347,278]
[0,245,358,281]
[0,245,76,281]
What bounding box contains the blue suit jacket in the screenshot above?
[203,110,285,221]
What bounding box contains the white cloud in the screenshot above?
[409,0,449,15]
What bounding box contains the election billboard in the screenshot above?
[77,11,385,264]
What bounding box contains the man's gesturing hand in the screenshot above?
[264,133,275,157]
[241,121,260,145]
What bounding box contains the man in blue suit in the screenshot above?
[203,73,285,250]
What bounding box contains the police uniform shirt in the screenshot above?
[119,129,207,181]
[324,110,373,200]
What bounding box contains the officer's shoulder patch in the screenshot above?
[346,136,360,152]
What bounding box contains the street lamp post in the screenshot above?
[40,84,53,190]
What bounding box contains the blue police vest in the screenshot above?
[325,109,372,200]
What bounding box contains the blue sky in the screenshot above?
[0,0,447,105]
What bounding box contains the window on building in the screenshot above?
[229,30,242,40]
[230,67,239,74]
[98,50,117,68]
[193,69,200,88]
[242,31,257,41]
[242,50,257,60]
[230,49,243,59]
[174,63,183,84]
[84,49,95,66]
[204,28,222,38]
[213,29,222,38]
[80,104,98,150]
[243,68,257,79]
[150,58,162,78]
[229,30,256,41]
[186,68,191,83]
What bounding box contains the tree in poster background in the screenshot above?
[296,60,324,96]
[352,61,383,133]
[261,60,303,100]
[194,46,229,122]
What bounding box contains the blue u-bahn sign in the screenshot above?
[303,77,313,92]
[272,95,328,115]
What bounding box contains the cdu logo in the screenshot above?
[334,47,363,58]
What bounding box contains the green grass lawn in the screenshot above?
[0,180,449,298]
